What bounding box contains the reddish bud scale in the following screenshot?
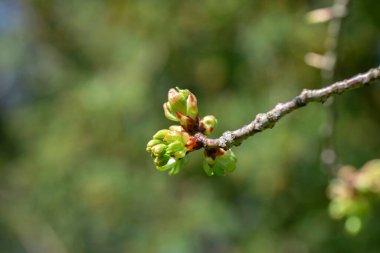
[186,136,202,151]
[176,112,200,133]
[204,148,225,160]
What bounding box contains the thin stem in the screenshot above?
[195,66,380,150]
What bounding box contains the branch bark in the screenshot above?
[195,66,380,150]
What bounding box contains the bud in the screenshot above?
[154,154,170,167]
[163,129,187,143]
[146,128,189,175]
[169,125,184,132]
[203,156,215,176]
[146,139,162,152]
[153,129,169,140]
[203,149,237,176]
[163,87,199,123]
[167,141,186,159]
[151,144,167,157]
[168,88,189,114]
[156,157,184,175]
[200,115,218,135]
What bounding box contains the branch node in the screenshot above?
[294,96,306,107]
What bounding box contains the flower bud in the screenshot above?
[169,125,184,132]
[146,139,162,152]
[153,129,169,140]
[151,144,167,157]
[147,128,189,175]
[154,154,170,167]
[163,87,199,123]
[156,157,184,175]
[156,157,177,171]
[163,130,182,143]
[200,115,218,135]
[168,88,189,114]
[203,156,215,176]
[203,149,237,176]
[167,141,185,156]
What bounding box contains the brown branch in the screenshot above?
[195,66,380,150]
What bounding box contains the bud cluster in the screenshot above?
[146,126,190,175]
[328,160,380,234]
[147,87,237,176]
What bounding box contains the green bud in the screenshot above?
[203,156,216,176]
[155,157,184,175]
[151,144,167,157]
[163,87,199,124]
[153,129,169,140]
[168,88,188,115]
[154,154,170,167]
[156,157,177,171]
[163,130,183,143]
[146,139,162,151]
[181,131,190,145]
[166,140,185,154]
[147,127,188,175]
[169,125,184,132]
[200,115,218,135]
[203,149,237,176]
[218,150,237,172]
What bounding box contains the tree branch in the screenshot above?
[195,66,380,150]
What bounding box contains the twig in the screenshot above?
[195,66,380,150]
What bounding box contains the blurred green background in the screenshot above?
[1,0,380,252]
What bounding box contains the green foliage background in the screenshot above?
[0,0,380,252]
